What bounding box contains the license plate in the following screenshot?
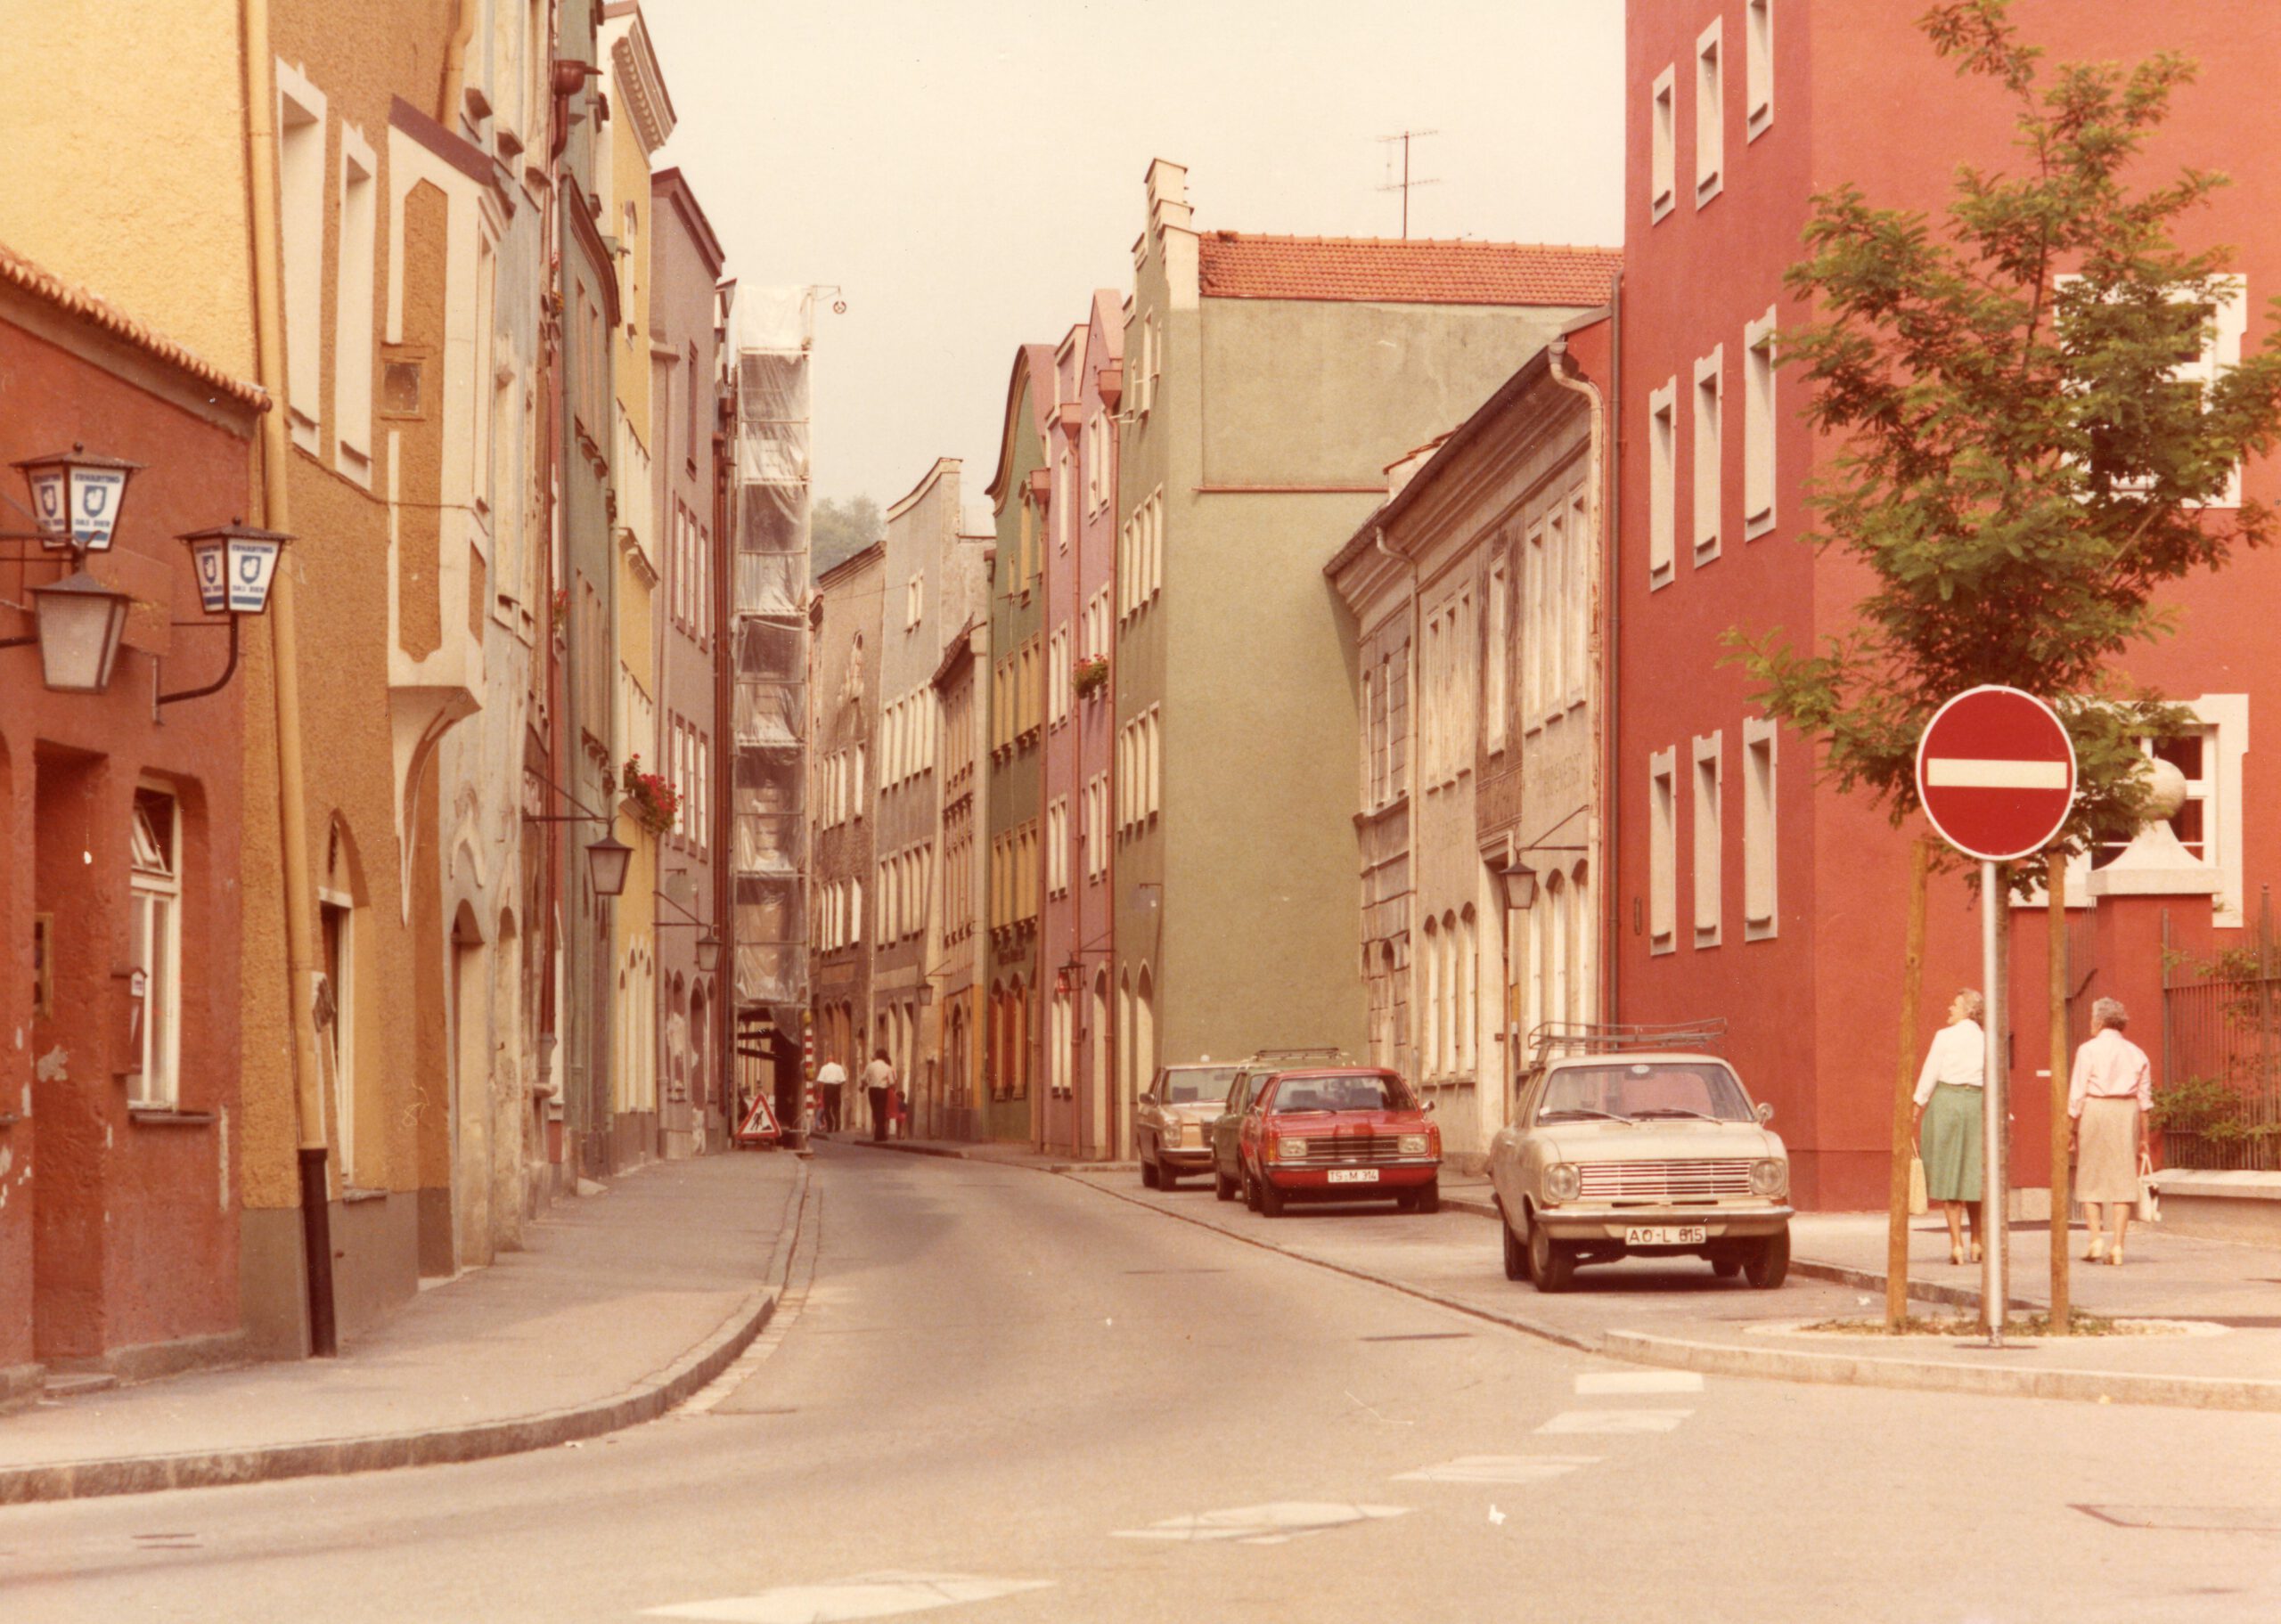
[1328,1169,1379,1184]
[1624,1225,1706,1245]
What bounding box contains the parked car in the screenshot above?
[1235,1066,1441,1217]
[1488,1029,1792,1293]
[1137,1063,1240,1188]
[1209,1049,1346,1202]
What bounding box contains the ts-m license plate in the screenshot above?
[1328,1169,1380,1185]
[1624,1225,1707,1245]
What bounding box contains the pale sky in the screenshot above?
[638,1,1625,516]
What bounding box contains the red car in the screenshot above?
[1238,1067,1441,1217]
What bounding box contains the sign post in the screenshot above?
[1916,686,2077,1347]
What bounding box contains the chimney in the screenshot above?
[1145,159,1191,235]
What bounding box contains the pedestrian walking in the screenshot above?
[814,1054,847,1133]
[865,1049,896,1144]
[1912,989,1988,1266]
[2069,996,2154,1266]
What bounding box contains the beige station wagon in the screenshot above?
[1487,1024,1792,1293]
[1136,1062,1242,1188]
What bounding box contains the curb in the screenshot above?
[0,1160,813,1506]
[1602,1327,2281,1413]
[841,1138,1139,1174]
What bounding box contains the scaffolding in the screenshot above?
[729,290,814,1017]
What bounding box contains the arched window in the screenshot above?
[1568,862,1592,1026]
[1419,918,1439,1075]
[1135,967,1156,1098]
[1545,873,1570,1032]
[1459,905,1478,1075]
[1441,911,1459,1079]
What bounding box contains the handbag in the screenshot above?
[2137,1150,2160,1224]
[1908,1155,1929,1217]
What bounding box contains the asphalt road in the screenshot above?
[3,1143,2277,1624]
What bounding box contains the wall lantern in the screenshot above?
[1500,864,1540,911]
[181,519,290,616]
[696,933,723,975]
[14,444,142,552]
[585,833,634,898]
[29,567,132,693]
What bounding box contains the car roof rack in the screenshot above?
[1241,1046,1349,1065]
[1525,1020,1728,1063]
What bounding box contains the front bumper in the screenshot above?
[1158,1146,1214,1172]
[1534,1204,1793,1243]
[1263,1161,1440,1193]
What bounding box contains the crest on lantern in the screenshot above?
[180,520,290,616]
[13,445,143,552]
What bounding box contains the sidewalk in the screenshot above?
[0,1152,807,1505]
[861,1136,2281,1411]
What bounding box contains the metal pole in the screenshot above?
[2048,851,2070,1333]
[1981,860,2006,1345]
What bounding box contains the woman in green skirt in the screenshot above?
[1911,990,1987,1265]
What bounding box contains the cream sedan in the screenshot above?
[1487,1052,1792,1293]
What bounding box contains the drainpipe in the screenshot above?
[1546,330,1609,1027]
[241,0,338,1358]
[1371,524,1419,1086]
[438,0,477,128]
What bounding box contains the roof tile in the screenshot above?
[1198,233,1620,306]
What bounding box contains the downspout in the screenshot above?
[1546,322,1612,1026]
[438,0,477,129]
[1371,523,1419,1086]
[241,0,337,1357]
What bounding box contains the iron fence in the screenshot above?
[2161,894,2281,1171]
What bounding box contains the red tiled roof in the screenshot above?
[0,241,269,413]
[1198,233,1620,307]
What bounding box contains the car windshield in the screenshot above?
[1535,1063,1754,1124]
[1269,1073,1413,1114]
[1164,1067,1238,1105]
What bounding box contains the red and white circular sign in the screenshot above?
[1915,685,2077,861]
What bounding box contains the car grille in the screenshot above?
[1576,1159,1753,1200]
[1291,1133,1416,1165]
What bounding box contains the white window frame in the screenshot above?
[1649,378,1677,588]
[335,122,378,480]
[1649,747,1677,956]
[1564,491,1589,712]
[127,785,184,1109]
[276,59,328,453]
[1485,552,1509,755]
[1650,65,1677,223]
[1745,0,1775,142]
[1693,731,1723,949]
[1744,308,1778,540]
[1695,20,1724,207]
[1742,717,1778,941]
[1694,347,1724,563]
[319,887,357,1176]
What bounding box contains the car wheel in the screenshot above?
[1711,1257,1742,1279]
[1413,1179,1441,1216]
[1243,1167,1261,1212]
[1257,1175,1286,1219]
[1528,1220,1574,1293]
[1214,1164,1236,1202]
[1158,1155,1181,1191]
[1745,1228,1790,1290]
[1140,1142,1159,1189]
[1501,1211,1527,1282]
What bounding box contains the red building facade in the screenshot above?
[1614,1,2281,1209]
[0,248,266,1396]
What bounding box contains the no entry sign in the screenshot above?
[1915,685,2077,861]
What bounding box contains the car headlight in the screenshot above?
[1750,1158,1788,1198]
[1398,1133,1429,1156]
[1544,1162,1581,1204]
[1271,1136,1309,1163]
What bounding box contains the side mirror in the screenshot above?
[1423,1099,1436,1113]
[1755,1101,1775,1125]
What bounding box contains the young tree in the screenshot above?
[1730,0,2281,856]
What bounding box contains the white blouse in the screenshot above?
[1913,1018,1986,1106]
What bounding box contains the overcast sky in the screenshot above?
[638,1,1624,518]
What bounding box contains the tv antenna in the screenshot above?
[1377,129,1440,240]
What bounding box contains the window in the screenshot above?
[1693,731,1723,949]
[1145,707,1162,816]
[2061,274,2250,507]
[1648,747,1676,955]
[853,744,865,816]
[1696,20,1724,205]
[1059,453,1075,551]
[1743,717,1778,940]
[1744,309,1777,538]
[321,891,356,1175]
[1459,908,1477,1074]
[1745,0,1774,139]
[1566,490,1589,706]
[1519,524,1542,723]
[1049,797,1069,895]
[1650,65,1676,221]
[1539,514,1562,717]
[127,786,184,1109]
[336,128,377,474]
[276,61,327,447]
[1485,553,1509,754]
[1420,917,1440,1075]
[1694,347,1724,562]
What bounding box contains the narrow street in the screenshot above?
[4,1147,2276,1624]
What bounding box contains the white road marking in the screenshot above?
[644,1572,1053,1622]
[1394,1456,1601,1484]
[1925,757,2068,789]
[1574,1369,1705,1396]
[1537,1409,1692,1435]
[1112,1501,1410,1546]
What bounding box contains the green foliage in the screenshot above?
[1727,0,2281,878]
[811,495,884,579]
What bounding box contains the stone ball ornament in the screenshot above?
[2136,755,2189,826]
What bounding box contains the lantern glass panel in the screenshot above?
[34,574,130,693]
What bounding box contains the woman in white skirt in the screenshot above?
[2068,997,2155,1265]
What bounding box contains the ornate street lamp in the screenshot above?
[29,567,131,693]
[13,444,142,552]
[585,833,634,899]
[696,933,723,974]
[181,519,290,615]
[1500,864,1540,910]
